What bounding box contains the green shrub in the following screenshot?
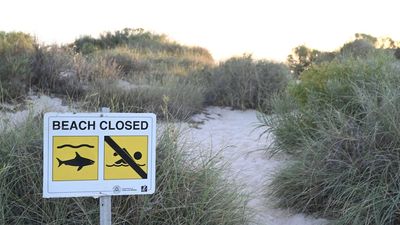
[261,52,400,224]
[207,55,290,111]
[31,46,122,99]
[286,34,400,78]
[287,45,321,78]
[97,48,150,75]
[31,46,77,95]
[73,35,101,54]
[289,52,394,111]
[0,31,36,102]
[339,39,375,57]
[0,113,248,224]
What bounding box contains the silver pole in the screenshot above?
[100,196,112,225]
[100,107,111,225]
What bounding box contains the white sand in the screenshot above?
[183,107,328,225]
[0,95,70,132]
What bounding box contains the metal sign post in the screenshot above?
[100,195,111,225]
[100,107,111,225]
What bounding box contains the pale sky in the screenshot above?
[1,0,399,61]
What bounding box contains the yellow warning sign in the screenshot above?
[104,136,148,180]
[52,136,98,181]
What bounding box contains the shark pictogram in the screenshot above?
[57,152,95,171]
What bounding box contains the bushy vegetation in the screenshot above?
[261,50,400,224]
[72,28,213,59]
[0,32,36,101]
[205,55,290,111]
[31,46,122,99]
[0,29,213,119]
[0,29,289,119]
[287,33,400,78]
[0,114,248,224]
[85,76,206,120]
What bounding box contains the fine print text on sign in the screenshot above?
[43,113,156,198]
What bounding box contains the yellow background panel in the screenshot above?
[53,136,98,181]
[104,136,148,180]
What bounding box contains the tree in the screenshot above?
[287,45,320,78]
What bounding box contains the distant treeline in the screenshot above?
[287,33,400,77]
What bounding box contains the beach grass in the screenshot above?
[260,51,400,224]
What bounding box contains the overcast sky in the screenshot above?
[1,0,399,61]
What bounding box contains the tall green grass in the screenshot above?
[0,113,249,224]
[261,52,400,224]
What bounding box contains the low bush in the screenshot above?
[96,48,150,75]
[31,46,122,99]
[84,76,205,120]
[206,55,290,111]
[288,51,395,112]
[0,113,249,224]
[95,48,212,80]
[339,39,375,57]
[261,52,400,224]
[0,32,36,102]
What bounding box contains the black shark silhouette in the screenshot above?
[57,152,95,171]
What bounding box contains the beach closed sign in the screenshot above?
[43,113,156,198]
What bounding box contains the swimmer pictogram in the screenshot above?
[104,136,147,179]
[106,148,145,167]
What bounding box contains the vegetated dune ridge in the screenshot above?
[182,107,328,225]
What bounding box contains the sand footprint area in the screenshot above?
[182,107,328,225]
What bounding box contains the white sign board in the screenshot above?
[43,113,156,198]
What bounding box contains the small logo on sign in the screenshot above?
[141,185,147,192]
[113,185,121,194]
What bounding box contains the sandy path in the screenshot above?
[0,95,70,131]
[183,107,328,225]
